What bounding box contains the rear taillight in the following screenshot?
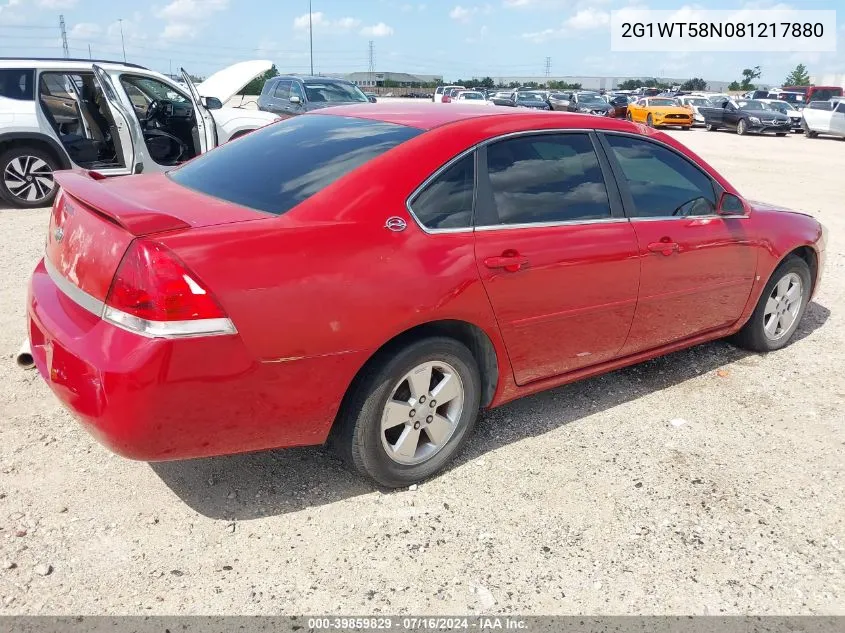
[104,239,236,338]
[442,95,451,103]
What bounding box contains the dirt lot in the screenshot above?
[0,126,843,616]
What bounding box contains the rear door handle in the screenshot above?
[647,241,679,256]
[484,252,529,272]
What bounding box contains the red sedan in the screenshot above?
[28,104,825,487]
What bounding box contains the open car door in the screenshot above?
[91,64,140,175]
[181,68,216,153]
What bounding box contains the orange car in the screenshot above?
[626,97,693,129]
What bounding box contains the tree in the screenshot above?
[739,66,761,91]
[680,77,707,91]
[547,80,582,90]
[728,81,741,91]
[478,76,495,89]
[783,63,811,86]
[239,64,279,96]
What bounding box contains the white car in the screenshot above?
[801,99,845,139]
[433,85,466,104]
[0,58,278,208]
[676,95,712,126]
[452,90,493,106]
[757,99,803,132]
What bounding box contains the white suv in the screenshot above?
[0,58,279,208]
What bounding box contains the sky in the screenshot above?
[0,0,842,84]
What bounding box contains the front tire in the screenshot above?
[737,119,748,135]
[333,337,481,488]
[0,146,59,208]
[731,256,811,352]
[706,123,718,131]
[776,132,787,137]
[646,114,654,127]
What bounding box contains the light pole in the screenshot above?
[309,0,314,75]
[119,19,126,62]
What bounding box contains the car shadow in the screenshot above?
[151,301,830,521]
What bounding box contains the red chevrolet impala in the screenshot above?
[28,104,825,487]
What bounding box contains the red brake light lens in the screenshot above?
[104,239,234,337]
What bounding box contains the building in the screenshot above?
[810,74,845,89]
[343,71,442,88]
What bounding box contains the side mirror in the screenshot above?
[368,95,377,103]
[290,95,302,105]
[717,192,747,216]
[203,96,223,110]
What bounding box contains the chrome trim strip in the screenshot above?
[44,256,106,317]
[43,256,237,339]
[103,306,237,339]
[629,215,749,222]
[405,127,595,235]
[475,217,629,231]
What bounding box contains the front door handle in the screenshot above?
[647,240,679,256]
[484,251,529,272]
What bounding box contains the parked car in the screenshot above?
[700,99,791,135]
[433,85,465,103]
[0,58,279,208]
[565,92,612,116]
[488,91,517,107]
[451,90,493,106]
[782,85,843,103]
[363,92,378,103]
[514,92,551,110]
[757,99,803,132]
[606,94,631,118]
[547,92,571,111]
[257,76,370,116]
[27,104,825,487]
[801,99,845,139]
[626,97,692,129]
[768,90,807,109]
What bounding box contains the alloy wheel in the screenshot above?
[380,360,465,466]
[3,155,55,204]
[763,272,803,341]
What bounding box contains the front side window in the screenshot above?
[273,80,292,99]
[303,81,368,103]
[290,81,305,101]
[169,115,421,216]
[481,133,611,226]
[409,154,474,230]
[605,135,716,218]
[0,68,35,100]
[836,102,845,114]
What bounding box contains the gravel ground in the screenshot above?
[0,127,842,616]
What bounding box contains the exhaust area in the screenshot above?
[16,339,34,370]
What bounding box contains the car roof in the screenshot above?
[308,102,634,131]
[0,57,147,71]
[275,75,353,83]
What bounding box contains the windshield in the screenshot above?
[122,76,188,103]
[459,92,484,100]
[517,93,543,102]
[649,98,676,106]
[685,98,709,106]
[765,101,794,112]
[169,115,421,215]
[737,100,765,110]
[578,94,603,104]
[778,93,804,104]
[303,81,368,103]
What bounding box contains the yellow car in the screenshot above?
[626,97,693,129]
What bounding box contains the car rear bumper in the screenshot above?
[28,259,362,461]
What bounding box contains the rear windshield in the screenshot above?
[169,115,421,215]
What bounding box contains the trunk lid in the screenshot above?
[46,170,266,302]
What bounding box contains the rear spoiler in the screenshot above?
[53,170,191,236]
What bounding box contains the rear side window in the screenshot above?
[169,115,422,215]
[836,102,845,114]
[0,68,35,100]
[808,101,833,111]
[481,133,611,226]
[605,135,716,218]
[409,154,474,230]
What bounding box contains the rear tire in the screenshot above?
[776,133,787,137]
[682,126,691,130]
[0,146,59,208]
[332,337,481,488]
[730,256,811,353]
[626,112,633,122]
